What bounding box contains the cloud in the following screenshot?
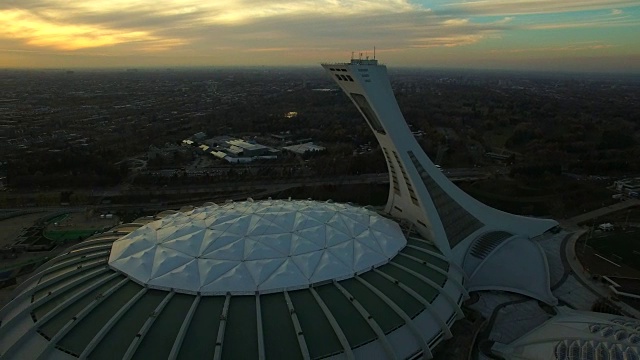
[490,41,616,54]
[411,34,487,48]
[0,0,510,55]
[0,0,638,69]
[0,0,426,53]
[443,18,470,26]
[524,15,638,30]
[0,9,165,50]
[447,0,639,16]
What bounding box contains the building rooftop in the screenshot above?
[109,200,407,295]
[226,139,268,152]
[282,142,325,155]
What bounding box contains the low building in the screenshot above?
[210,150,227,159]
[485,152,515,163]
[192,132,207,140]
[615,178,640,193]
[226,139,270,157]
[598,223,614,231]
[223,156,253,164]
[282,142,326,155]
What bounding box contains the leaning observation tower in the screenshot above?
[321,58,559,304]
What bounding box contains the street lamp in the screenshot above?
[582,219,595,254]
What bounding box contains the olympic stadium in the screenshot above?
[1,58,638,359]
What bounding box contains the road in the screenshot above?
[560,199,640,318]
[561,199,640,227]
[1,168,490,212]
[89,168,489,198]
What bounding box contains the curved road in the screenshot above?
[560,199,640,318]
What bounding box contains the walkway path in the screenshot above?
[562,199,639,227]
[560,201,640,318]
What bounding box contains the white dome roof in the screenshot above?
[108,200,407,294]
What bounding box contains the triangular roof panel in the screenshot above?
[258,259,309,292]
[161,229,207,257]
[353,240,388,269]
[244,258,286,286]
[325,226,351,247]
[150,247,194,279]
[148,259,200,292]
[198,259,240,288]
[290,235,324,256]
[109,200,407,294]
[109,235,156,262]
[201,238,245,261]
[200,232,242,257]
[201,263,257,293]
[328,241,355,271]
[310,250,353,282]
[244,238,285,260]
[258,233,292,255]
[291,251,324,279]
[296,225,326,248]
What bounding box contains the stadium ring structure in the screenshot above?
[0,200,467,360]
[493,307,640,360]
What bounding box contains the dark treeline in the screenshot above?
[3,68,640,190]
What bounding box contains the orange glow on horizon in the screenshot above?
[0,9,182,51]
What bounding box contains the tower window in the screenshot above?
[350,93,386,135]
[407,151,483,248]
[382,147,401,195]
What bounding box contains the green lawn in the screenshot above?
[44,230,96,243]
[460,178,617,218]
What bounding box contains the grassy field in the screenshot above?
[271,184,389,207]
[587,229,640,271]
[459,177,616,218]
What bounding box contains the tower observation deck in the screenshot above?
[322,58,559,305]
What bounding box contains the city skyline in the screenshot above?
[0,0,639,73]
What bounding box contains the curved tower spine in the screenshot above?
[322,59,558,303]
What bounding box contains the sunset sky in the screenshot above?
[1,0,638,72]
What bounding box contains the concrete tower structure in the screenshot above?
[322,59,559,304]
